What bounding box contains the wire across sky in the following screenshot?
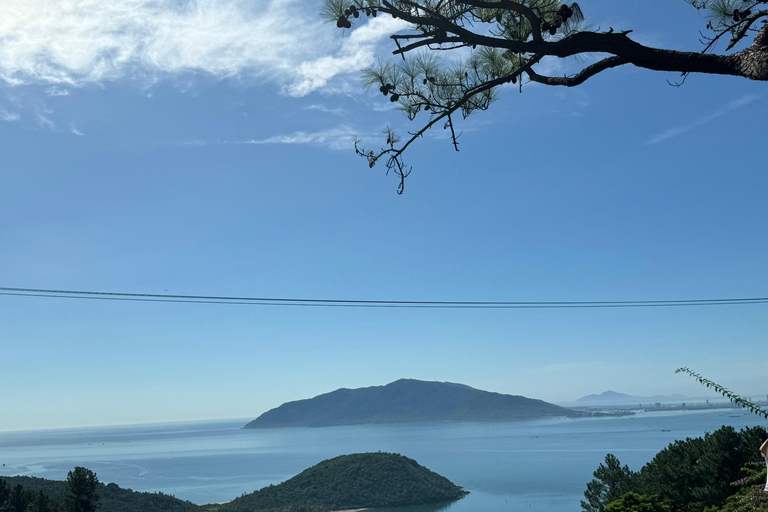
[0,286,767,309]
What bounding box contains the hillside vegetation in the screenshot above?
[0,475,197,512]
[582,425,768,512]
[3,453,464,512]
[219,452,467,512]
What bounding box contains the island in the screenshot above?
[244,378,578,429]
[217,452,467,512]
[2,453,465,512]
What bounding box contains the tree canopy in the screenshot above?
[581,425,768,512]
[62,468,99,512]
[582,454,636,512]
[1,473,197,512]
[322,0,768,192]
[606,492,671,512]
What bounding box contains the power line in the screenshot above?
[0,287,766,309]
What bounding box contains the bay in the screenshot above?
[0,409,763,511]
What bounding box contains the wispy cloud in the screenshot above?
[187,125,361,151]
[36,112,55,129]
[645,94,761,146]
[70,125,85,136]
[1,109,20,121]
[303,104,348,116]
[46,87,71,97]
[0,0,406,97]
[552,89,590,117]
[370,101,399,112]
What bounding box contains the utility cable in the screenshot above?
[0,287,766,309]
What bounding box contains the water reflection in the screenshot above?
[372,500,456,512]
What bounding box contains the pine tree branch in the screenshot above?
[526,56,629,86]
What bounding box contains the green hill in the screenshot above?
[0,475,197,512]
[219,453,467,512]
[245,379,576,428]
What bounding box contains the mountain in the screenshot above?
[576,391,638,403]
[218,452,467,512]
[244,379,577,428]
[576,391,694,405]
[0,475,197,512]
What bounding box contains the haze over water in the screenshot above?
[1,409,763,511]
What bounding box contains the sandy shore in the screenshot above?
[200,502,368,510]
[201,502,366,510]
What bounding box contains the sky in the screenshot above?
[0,0,766,432]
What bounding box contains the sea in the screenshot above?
[0,409,764,512]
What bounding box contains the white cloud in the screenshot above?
[304,104,347,116]
[551,89,590,117]
[36,112,55,129]
[284,17,411,97]
[70,125,85,136]
[1,109,20,121]
[239,126,358,150]
[188,125,362,150]
[645,94,761,146]
[0,0,407,97]
[46,87,71,97]
[370,100,398,112]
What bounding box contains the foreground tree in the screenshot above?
[706,462,768,512]
[28,491,58,512]
[582,454,636,512]
[322,0,768,192]
[0,481,9,509]
[1,485,31,512]
[606,492,670,512]
[635,426,766,512]
[62,468,99,512]
[582,426,768,512]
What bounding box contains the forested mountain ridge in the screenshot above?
[245,379,576,428]
[0,475,198,512]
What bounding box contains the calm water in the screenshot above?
[0,409,763,511]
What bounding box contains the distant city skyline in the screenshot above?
[1,0,766,431]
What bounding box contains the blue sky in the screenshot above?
[0,0,766,431]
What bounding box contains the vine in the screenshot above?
[676,367,768,420]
